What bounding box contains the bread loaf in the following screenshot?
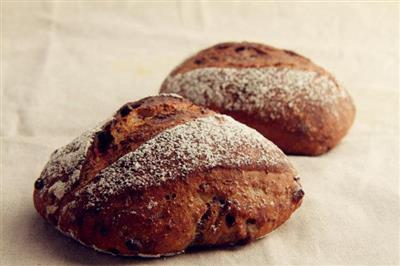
[160,42,356,155]
[33,94,303,257]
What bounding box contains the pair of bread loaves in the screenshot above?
[34,41,354,257]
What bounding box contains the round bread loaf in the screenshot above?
[160,42,356,155]
[33,94,304,257]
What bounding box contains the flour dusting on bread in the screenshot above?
[34,95,304,256]
[163,67,348,120]
[84,114,287,205]
[158,92,183,99]
[37,118,119,218]
[40,130,95,190]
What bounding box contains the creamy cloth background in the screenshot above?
[2,2,399,265]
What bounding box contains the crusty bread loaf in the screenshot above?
[160,42,356,155]
[33,94,303,257]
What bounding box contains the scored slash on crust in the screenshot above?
[82,114,289,207]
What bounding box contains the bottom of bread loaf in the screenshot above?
[54,224,184,258]
[54,221,282,258]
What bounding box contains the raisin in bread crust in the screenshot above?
[33,94,303,257]
[160,42,356,155]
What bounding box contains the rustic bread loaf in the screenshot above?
[33,94,303,257]
[160,42,356,155]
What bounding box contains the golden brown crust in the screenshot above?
[34,95,213,225]
[33,94,303,257]
[160,42,356,156]
[170,42,327,76]
[222,98,355,155]
[59,168,302,256]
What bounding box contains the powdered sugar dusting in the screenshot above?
[41,129,94,184]
[158,92,183,99]
[162,67,348,121]
[38,119,113,218]
[49,180,68,200]
[39,129,94,216]
[84,114,287,205]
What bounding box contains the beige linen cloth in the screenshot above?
[1,2,399,265]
